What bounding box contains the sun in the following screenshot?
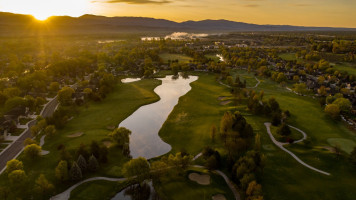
[0,0,90,20]
[33,13,52,21]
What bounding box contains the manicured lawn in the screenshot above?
[70,180,120,200]
[0,79,162,199]
[279,53,305,63]
[10,128,25,136]
[231,70,356,200]
[19,117,33,125]
[205,54,220,62]
[159,72,231,155]
[270,125,304,143]
[229,69,258,88]
[70,72,235,200]
[331,62,356,76]
[327,138,356,154]
[155,167,235,200]
[159,53,193,64]
[279,53,297,61]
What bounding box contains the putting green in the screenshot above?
[327,138,356,154]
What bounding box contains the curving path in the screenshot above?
[50,177,125,200]
[247,77,261,89]
[50,156,241,200]
[215,170,240,200]
[218,80,231,88]
[39,135,50,156]
[264,122,330,176]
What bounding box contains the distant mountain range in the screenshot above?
[0,12,355,36]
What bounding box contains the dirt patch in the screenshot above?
[41,150,50,156]
[212,194,226,200]
[106,126,116,131]
[322,146,336,153]
[188,173,210,185]
[103,141,112,148]
[263,144,276,151]
[67,132,84,138]
[175,112,188,122]
[217,96,228,101]
[220,100,232,105]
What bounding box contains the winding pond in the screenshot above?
[119,74,198,159]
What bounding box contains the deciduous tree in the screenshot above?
[6,159,23,174]
[55,160,68,182]
[24,144,41,159]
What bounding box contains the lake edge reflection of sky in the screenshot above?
[119,74,198,159]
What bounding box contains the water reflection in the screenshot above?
[119,74,198,159]
[112,182,159,200]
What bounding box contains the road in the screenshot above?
[0,97,58,173]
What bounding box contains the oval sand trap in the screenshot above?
[212,194,226,200]
[67,132,84,138]
[188,173,211,185]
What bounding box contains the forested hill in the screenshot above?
[0,12,355,36]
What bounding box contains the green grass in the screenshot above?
[331,62,356,76]
[230,70,356,200]
[10,128,25,136]
[229,69,258,88]
[270,125,304,143]
[69,72,235,200]
[159,72,231,155]
[0,79,162,199]
[19,117,33,125]
[205,54,220,62]
[69,180,120,200]
[155,167,235,200]
[159,53,193,64]
[0,143,9,150]
[327,138,356,154]
[279,53,297,61]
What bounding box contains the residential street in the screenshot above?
[0,97,58,173]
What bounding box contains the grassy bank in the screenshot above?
[159,53,193,64]
[0,79,161,199]
[156,167,235,200]
[331,62,356,76]
[230,69,356,200]
[159,72,231,155]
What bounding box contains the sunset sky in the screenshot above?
[0,0,355,28]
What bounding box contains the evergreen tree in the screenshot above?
[88,155,99,172]
[77,155,87,172]
[70,162,82,181]
[278,123,291,136]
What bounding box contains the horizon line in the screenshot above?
[1,11,356,29]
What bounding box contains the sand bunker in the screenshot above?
[217,96,228,101]
[106,126,116,131]
[188,173,211,185]
[41,150,50,156]
[322,146,336,153]
[220,100,232,105]
[175,112,187,122]
[212,194,226,200]
[103,141,112,148]
[67,132,84,138]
